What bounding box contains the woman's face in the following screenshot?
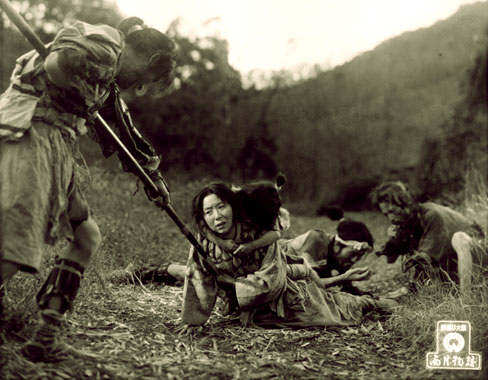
[202,194,234,236]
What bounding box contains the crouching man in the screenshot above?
[370,181,487,297]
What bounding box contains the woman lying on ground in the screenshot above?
[114,177,374,302]
[179,182,398,329]
[110,175,290,287]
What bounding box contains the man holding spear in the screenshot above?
[0,4,176,361]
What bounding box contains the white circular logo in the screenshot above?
[442,332,465,353]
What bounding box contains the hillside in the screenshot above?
[1,2,486,208]
[267,1,488,206]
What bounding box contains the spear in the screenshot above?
[0,0,219,276]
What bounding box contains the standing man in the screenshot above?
[0,16,175,361]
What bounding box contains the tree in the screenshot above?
[0,0,122,91]
[237,74,282,181]
[126,22,245,178]
[417,27,488,199]
[6,0,121,41]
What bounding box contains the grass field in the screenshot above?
[1,166,487,380]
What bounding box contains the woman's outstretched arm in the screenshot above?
[234,230,281,255]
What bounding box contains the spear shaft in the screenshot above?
[0,0,218,275]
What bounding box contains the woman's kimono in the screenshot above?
[181,222,379,328]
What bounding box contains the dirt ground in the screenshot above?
[0,190,486,379]
[1,278,483,380]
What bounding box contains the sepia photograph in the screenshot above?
[0,0,487,379]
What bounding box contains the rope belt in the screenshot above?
[32,104,87,139]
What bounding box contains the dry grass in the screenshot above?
[387,168,488,380]
[0,283,405,380]
[1,167,487,379]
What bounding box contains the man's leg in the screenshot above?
[451,231,473,297]
[22,216,101,361]
[0,261,21,319]
[167,264,187,282]
[138,263,186,284]
[0,261,21,282]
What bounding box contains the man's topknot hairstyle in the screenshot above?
[118,16,146,35]
[337,219,374,248]
[118,17,176,94]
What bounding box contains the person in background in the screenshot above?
[370,181,487,297]
[0,16,175,361]
[286,219,374,295]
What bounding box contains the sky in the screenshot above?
[116,0,483,75]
